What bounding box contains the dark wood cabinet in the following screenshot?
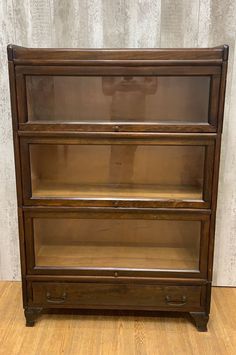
[8,45,228,331]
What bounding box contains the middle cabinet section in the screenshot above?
[20,134,215,208]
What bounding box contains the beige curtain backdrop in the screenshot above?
[0,0,236,285]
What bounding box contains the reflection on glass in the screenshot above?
[34,218,201,270]
[26,76,210,123]
[30,144,205,200]
[102,77,157,121]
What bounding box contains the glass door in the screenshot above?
[25,209,210,277]
[20,135,214,208]
[26,75,210,124]
[16,66,221,132]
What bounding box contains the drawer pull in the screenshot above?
[165,295,187,306]
[46,292,67,304]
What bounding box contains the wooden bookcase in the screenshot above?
[8,45,228,331]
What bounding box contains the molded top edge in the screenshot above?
[7,44,229,63]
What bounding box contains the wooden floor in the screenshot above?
[0,282,236,355]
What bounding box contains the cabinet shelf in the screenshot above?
[36,244,199,270]
[32,181,202,200]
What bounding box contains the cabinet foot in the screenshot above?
[190,312,209,332]
[24,307,43,327]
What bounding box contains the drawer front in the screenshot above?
[20,135,215,208]
[30,282,204,311]
[16,65,220,133]
[24,208,210,278]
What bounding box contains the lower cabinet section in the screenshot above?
[25,280,209,330]
[22,208,211,331]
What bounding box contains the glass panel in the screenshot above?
[30,144,205,200]
[26,76,210,123]
[34,218,201,270]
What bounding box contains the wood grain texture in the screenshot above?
[0,0,236,285]
[0,282,236,354]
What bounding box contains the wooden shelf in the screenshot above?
[36,244,199,270]
[32,181,203,200]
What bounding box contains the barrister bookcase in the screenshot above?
[8,45,228,331]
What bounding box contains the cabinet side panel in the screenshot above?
[8,61,22,204]
[8,60,27,305]
[207,58,228,310]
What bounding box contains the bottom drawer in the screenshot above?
[30,282,205,312]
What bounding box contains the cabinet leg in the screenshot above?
[190,312,209,332]
[24,307,43,327]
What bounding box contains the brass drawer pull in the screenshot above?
[46,292,67,304]
[165,295,187,306]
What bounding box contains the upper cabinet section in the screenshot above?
[8,45,228,133]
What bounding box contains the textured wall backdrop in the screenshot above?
[0,0,236,285]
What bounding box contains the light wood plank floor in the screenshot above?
[0,282,235,355]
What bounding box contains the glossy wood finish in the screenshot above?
[8,45,228,331]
